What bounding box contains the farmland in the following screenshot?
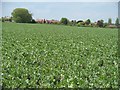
[2,22,118,88]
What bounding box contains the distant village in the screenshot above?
[1,16,120,28]
[36,19,59,24]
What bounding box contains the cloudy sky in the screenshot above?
[1,1,119,23]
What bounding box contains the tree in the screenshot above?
[77,22,85,27]
[97,20,104,27]
[43,19,46,23]
[70,20,77,26]
[103,23,108,27]
[11,8,32,23]
[31,19,36,23]
[85,19,91,25]
[108,18,112,25]
[60,18,69,25]
[77,20,83,23]
[115,18,119,26]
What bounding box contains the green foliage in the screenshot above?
[60,18,69,25]
[31,19,36,23]
[85,19,91,25]
[2,23,118,88]
[77,20,83,23]
[11,8,32,23]
[115,18,119,26]
[77,19,91,27]
[90,23,95,27]
[77,22,81,27]
[77,22,85,27]
[69,20,77,26]
[97,20,104,27]
[103,23,108,28]
[108,18,112,25]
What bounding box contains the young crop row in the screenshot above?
[2,23,118,88]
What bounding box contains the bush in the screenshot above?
[103,23,108,28]
[85,19,91,25]
[60,18,69,25]
[1,16,12,22]
[31,19,36,23]
[77,20,83,23]
[97,20,104,27]
[77,22,81,27]
[77,22,85,27]
[69,20,77,26]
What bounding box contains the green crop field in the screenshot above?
[2,22,118,88]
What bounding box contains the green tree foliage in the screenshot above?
[115,18,119,26]
[103,23,108,28]
[77,22,85,27]
[108,18,112,25]
[31,19,36,23]
[77,20,83,23]
[97,20,104,27]
[85,19,91,25]
[69,20,77,26]
[60,18,69,25]
[11,8,32,23]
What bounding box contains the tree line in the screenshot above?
[1,8,119,28]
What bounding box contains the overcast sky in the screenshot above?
[1,2,118,23]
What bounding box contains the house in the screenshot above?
[36,19,59,24]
